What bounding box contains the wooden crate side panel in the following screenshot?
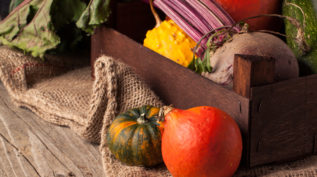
[250,75,317,167]
[307,75,317,154]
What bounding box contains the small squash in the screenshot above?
[143,0,196,67]
[161,106,242,177]
[106,105,163,167]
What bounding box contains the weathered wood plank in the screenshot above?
[233,55,275,98]
[250,74,317,167]
[307,75,317,155]
[0,83,104,177]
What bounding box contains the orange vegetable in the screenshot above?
[214,0,282,30]
[161,106,242,177]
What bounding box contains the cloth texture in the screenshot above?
[0,46,170,177]
[0,46,317,177]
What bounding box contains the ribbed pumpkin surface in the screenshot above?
[143,19,196,67]
[106,105,163,167]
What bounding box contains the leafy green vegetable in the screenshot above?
[9,0,24,12]
[188,49,212,74]
[50,0,88,54]
[0,0,111,58]
[76,0,111,34]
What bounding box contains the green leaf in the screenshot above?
[8,0,60,58]
[1,0,40,42]
[9,0,24,12]
[76,0,112,34]
[189,48,212,74]
[0,0,92,58]
[51,0,87,30]
[0,0,59,58]
[204,48,212,72]
[50,0,88,53]
[1,0,111,58]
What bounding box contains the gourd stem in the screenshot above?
[285,0,306,28]
[158,106,174,122]
[137,113,146,124]
[149,0,161,28]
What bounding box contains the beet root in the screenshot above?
[202,32,299,87]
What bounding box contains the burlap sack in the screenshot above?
[0,46,171,177]
[1,46,317,177]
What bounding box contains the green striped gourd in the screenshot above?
[106,105,163,167]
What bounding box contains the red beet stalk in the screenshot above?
[153,0,238,48]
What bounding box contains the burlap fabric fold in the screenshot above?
[0,46,171,177]
[1,46,317,177]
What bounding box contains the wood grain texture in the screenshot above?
[233,55,275,98]
[0,83,104,177]
[250,74,317,167]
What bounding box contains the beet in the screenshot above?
[202,32,299,87]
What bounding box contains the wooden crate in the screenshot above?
[91,27,317,168]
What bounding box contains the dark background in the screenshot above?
[0,0,10,20]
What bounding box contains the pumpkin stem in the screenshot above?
[137,113,147,124]
[149,0,161,28]
[158,106,174,122]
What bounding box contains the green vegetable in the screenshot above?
[107,106,163,167]
[0,0,111,58]
[9,0,24,12]
[283,0,317,75]
[77,0,112,34]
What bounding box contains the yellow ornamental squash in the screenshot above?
[143,0,196,67]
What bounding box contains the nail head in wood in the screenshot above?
[233,54,275,98]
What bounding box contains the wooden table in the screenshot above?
[0,83,104,177]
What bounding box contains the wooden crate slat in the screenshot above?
[307,75,317,155]
[233,55,275,98]
[249,75,317,166]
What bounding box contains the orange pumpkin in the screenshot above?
[214,0,282,31]
[161,106,242,177]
